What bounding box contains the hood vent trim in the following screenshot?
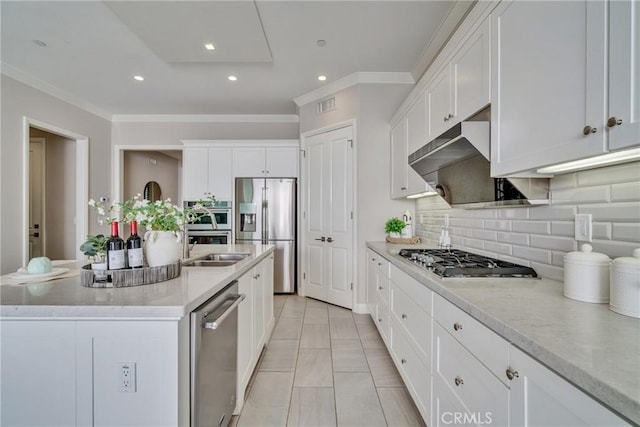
[408,121,549,209]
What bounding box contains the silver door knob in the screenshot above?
[454,376,464,386]
[607,117,623,127]
[583,125,597,135]
[453,322,463,331]
[506,367,520,381]
[314,237,326,242]
[327,237,333,243]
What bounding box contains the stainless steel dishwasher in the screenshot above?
[191,281,245,427]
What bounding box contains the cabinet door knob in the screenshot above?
[607,117,623,127]
[506,367,520,381]
[444,116,449,122]
[448,113,454,119]
[454,376,464,386]
[582,125,597,135]
[400,186,407,190]
[401,358,407,364]
[453,322,463,331]
[327,237,333,243]
[401,313,408,319]
[378,318,383,323]
[378,286,383,290]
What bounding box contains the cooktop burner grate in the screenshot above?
[398,248,537,278]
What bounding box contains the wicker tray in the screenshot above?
[385,236,422,245]
[80,262,181,288]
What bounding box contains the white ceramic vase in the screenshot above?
[144,230,183,267]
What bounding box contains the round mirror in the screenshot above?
[143,181,162,202]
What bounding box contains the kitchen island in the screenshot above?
[367,242,639,426]
[0,244,275,427]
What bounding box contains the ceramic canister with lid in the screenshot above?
[610,248,640,318]
[563,244,611,303]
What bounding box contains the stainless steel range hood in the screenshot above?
[408,122,549,208]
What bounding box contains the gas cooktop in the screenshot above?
[398,248,538,278]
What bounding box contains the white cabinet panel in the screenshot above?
[1,321,77,426]
[407,91,427,155]
[509,345,630,427]
[428,65,454,140]
[265,146,298,177]
[183,146,233,201]
[234,147,266,177]
[207,147,233,200]
[390,118,409,199]
[608,0,640,151]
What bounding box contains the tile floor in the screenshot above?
[232,294,426,427]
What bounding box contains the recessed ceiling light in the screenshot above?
[228,75,237,81]
[204,43,215,51]
[134,75,144,81]
[32,39,47,48]
[317,40,327,47]
[318,75,327,81]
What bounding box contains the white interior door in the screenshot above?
[29,138,46,259]
[303,126,353,309]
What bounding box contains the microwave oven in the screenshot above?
[184,200,232,231]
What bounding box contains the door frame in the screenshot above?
[22,117,89,264]
[299,119,358,310]
[112,145,184,204]
[28,138,47,258]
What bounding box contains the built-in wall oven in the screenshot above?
[185,201,232,245]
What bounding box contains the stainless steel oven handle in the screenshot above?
[202,294,246,330]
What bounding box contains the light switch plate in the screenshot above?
[574,214,592,242]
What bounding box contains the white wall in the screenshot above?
[123,151,180,202]
[1,75,112,274]
[298,83,414,309]
[414,161,640,281]
[30,128,77,260]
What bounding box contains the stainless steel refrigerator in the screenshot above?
[235,178,296,293]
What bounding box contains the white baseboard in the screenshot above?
[352,303,369,315]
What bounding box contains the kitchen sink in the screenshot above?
[182,252,250,267]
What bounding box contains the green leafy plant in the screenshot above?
[79,234,107,262]
[118,194,216,232]
[385,217,406,234]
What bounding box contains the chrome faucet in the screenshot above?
[183,224,197,259]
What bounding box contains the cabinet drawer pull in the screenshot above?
[378,286,383,290]
[607,117,623,127]
[454,376,464,386]
[506,367,520,381]
[400,186,407,190]
[401,358,407,364]
[453,322,463,331]
[401,313,407,319]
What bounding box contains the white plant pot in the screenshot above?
[389,232,401,238]
[91,262,108,282]
[144,230,183,267]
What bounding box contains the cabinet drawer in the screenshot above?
[389,265,432,316]
[391,283,432,371]
[376,271,390,306]
[434,322,508,426]
[375,297,389,343]
[433,293,509,384]
[390,318,431,425]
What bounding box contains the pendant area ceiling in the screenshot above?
[1,1,461,116]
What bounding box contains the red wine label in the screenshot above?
[128,248,144,268]
[108,250,126,269]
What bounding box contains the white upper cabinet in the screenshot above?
[608,0,640,151]
[407,91,427,155]
[390,117,432,200]
[491,0,638,177]
[427,65,454,141]
[183,146,233,201]
[233,146,298,178]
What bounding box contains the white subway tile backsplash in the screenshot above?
[512,246,551,264]
[512,220,550,234]
[578,203,640,221]
[483,219,511,231]
[528,205,577,220]
[551,185,610,205]
[530,235,576,252]
[551,221,574,237]
[413,163,639,281]
[577,162,640,186]
[612,223,640,242]
[611,181,640,202]
[497,232,529,246]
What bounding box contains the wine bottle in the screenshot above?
[127,221,144,268]
[107,221,126,270]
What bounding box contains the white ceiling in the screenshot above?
[1,1,466,116]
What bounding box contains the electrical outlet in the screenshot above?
[118,362,137,393]
[574,214,592,242]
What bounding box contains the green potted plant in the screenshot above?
[385,217,406,238]
[80,234,108,273]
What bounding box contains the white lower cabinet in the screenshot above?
[508,345,630,427]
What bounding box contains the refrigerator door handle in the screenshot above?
[262,185,268,243]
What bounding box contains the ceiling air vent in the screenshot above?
[317,97,336,114]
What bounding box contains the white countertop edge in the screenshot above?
[367,242,640,426]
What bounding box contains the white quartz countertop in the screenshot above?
[0,244,275,320]
[367,242,640,426]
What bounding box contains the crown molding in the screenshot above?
[293,71,414,107]
[111,114,299,123]
[1,63,113,121]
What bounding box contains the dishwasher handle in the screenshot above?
[202,294,246,330]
